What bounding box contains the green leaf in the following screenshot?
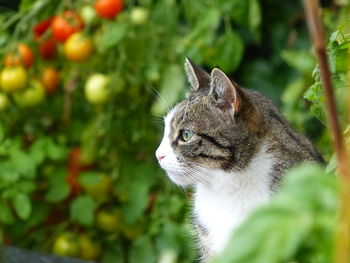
[101,240,124,263]
[97,22,127,53]
[12,193,32,220]
[79,172,101,188]
[281,50,315,74]
[45,181,70,203]
[119,160,156,224]
[0,201,14,224]
[19,0,37,11]
[129,236,156,263]
[248,0,261,39]
[17,181,36,194]
[151,64,185,116]
[9,150,36,179]
[0,162,20,185]
[70,195,96,226]
[207,29,244,73]
[46,140,67,161]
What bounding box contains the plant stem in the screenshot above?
[302,0,350,262]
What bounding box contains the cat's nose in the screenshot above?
[155,151,165,161]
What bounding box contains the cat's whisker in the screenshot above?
[147,84,171,112]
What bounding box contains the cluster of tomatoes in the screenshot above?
[51,147,147,260]
[0,0,125,111]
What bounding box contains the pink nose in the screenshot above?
[156,154,165,161]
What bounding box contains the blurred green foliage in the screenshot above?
[0,0,348,262]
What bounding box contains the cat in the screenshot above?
[155,58,323,262]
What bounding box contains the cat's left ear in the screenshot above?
[184,58,210,90]
[210,68,241,115]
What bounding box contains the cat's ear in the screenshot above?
[184,58,210,90]
[210,68,241,115]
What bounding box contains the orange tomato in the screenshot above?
[4,43,33,68]
[64,33,93,62]
[42,68,59,94]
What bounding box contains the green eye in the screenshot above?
[181,130,194,142]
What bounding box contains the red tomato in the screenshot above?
[94,0,123,19]
[33,19,52,40]
[51,11,84,42]
[4,43,33,68]
[38,38,57,60]
[18,44,34,68]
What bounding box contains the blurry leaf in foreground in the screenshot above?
[214,164,338,263]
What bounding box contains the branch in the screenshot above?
[302,1,350,263]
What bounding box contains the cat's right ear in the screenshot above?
[184,58,210,90]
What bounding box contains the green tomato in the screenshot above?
[78,234,101,260]
[52,232,79,257]
[130,7,149,25]
[80,5,98,25]
[121,218,145,241]
[0,66,27,92]
[14,80,45,107]
[96,209,121,232]
[85,74,110,105]
[0,93,9,111]
[83,173,112,199]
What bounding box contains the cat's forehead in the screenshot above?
[172,96,209,121]
[165,94,220,133]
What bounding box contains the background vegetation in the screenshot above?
[0,0,349,262]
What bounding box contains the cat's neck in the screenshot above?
[193,143,274,255]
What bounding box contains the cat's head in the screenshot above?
[155,59,263,186]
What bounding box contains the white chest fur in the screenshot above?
[193,144,274,255]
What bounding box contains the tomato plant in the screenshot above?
[95,0,123,19]
[51,11,84,42]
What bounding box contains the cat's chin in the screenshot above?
[165,171,194,187]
